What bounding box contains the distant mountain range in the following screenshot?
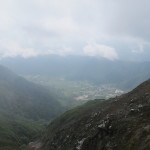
[41,79,150,150]
[1,55,150,90]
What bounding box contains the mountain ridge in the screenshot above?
[42,79,150,150]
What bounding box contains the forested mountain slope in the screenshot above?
[0,65,63,121]
[0,65,63,150]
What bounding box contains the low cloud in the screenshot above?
[83,43,118,61]
[0,41,73,58]
[0,42,38,58]
[131,44,144,53]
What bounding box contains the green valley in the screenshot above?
[24,75,125,101]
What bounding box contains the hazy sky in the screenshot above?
[0,0,150,61]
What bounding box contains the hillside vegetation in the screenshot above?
[0,65,64,149]
[0,119,43,150]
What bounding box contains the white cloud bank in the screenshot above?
[0,41,73,58]
[83,43,118,61]
[0,0,150,60]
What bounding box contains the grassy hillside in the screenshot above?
[42,79,150,150]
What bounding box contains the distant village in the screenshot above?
[73,83,125,100]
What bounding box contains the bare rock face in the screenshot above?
[28,142,41,150]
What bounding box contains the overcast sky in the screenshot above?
[0,0,150,61]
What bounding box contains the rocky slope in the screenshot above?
[42,79,150,150]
